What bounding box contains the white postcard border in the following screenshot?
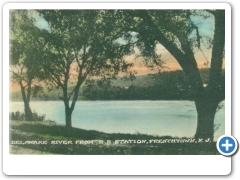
[3,2,231,175]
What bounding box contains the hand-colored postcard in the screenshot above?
[3,2,232,175]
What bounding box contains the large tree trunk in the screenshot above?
[65,107,72,128]
[63,91,73,128]
[24,101,33,121]
[19,80,33,121]
[194,10,225,141]
[194,95,220,141]
[63,98,73,128]
[62,72,85,128]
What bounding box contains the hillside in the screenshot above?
[10,68,224,101]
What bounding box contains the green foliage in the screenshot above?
[82,70,192,100]
[10,111,46,121]
[10,10,46,82]
[10,111,25,121]
[37,10,135,84]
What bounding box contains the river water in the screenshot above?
[10,100,225,140]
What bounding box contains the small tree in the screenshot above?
[37,10,134,128]
[10,10,45,120]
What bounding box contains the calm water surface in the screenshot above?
[10,100,225,140]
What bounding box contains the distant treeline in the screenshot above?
[82,84,191,100]
[10,69,225,101]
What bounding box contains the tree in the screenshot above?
[125,10,225,140]
[10,10,45,120]
[37,10,134,128]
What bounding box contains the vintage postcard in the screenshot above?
[3,2,232,175]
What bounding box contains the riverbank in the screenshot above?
[10,120,219,155]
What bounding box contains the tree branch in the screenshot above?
[208,10,225,91]
[135,11,204,92]
[205,10,216,15]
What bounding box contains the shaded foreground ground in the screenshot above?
[10,120,219,155]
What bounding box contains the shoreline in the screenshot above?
[10,120,219,155]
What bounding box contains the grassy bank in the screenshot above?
[10,120,219,155]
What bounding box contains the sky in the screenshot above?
[32,11,50,31]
